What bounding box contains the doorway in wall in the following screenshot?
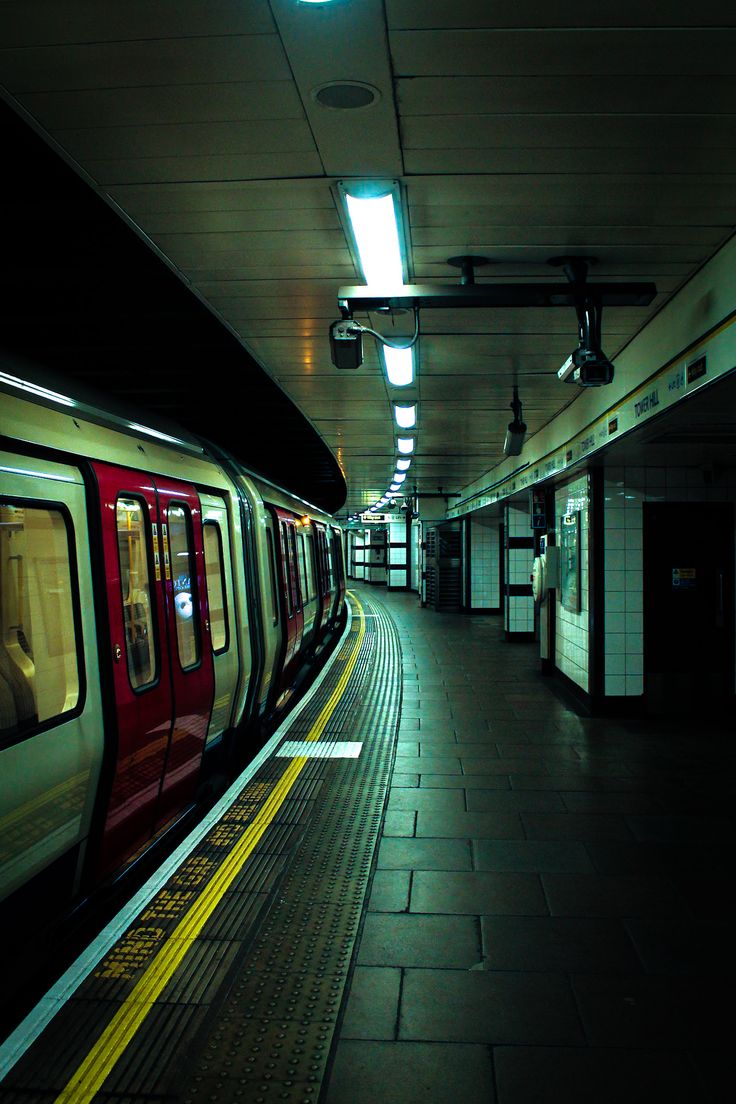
[643,502,734,715]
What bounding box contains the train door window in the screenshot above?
[288,525,301,610]
[0,502,81,740]
[203,522,229,654]
[280,522,293,617]
[298,532,310,602]
[305,533,316,601]
[265,526,279,625]
[326,534,334,588]
[116,497,157,690]
[167,503,200,670]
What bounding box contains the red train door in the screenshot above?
[155,475,214,824]
[92,463,213,873]
[273,509,304,703]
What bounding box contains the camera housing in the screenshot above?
[329,320,363,369]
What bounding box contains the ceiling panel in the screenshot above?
[387,1,734,29]
[0,36,290,92]
[389,30,736,77]
[397,75,736,116]
[1,1,276,44]
[1,2,735,516]
[21,82,303,129]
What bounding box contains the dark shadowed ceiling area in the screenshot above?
[0,98,347,513]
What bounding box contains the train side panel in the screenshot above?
[0,451,104,903]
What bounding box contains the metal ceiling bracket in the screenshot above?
[337,279,656,318]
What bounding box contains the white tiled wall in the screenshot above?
[388,518,408,587]
[603,465,736,696]
[470,518,500,609]
[351,530,366,581]
[554,474,590,692]
[505,503,534,633]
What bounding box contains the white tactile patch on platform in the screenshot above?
[277,741,363,759]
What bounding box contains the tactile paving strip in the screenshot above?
[0,591,401,1104]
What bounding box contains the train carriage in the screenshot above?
[0,377,345,914]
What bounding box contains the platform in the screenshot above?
[0,584,731,1104]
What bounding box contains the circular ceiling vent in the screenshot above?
[312,81,381,110]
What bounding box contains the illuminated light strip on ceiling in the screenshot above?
[341,183,418,503]
[397,436,416,455]
[383,345,414,387]
[394,403,417,429]
[396,457,411,471]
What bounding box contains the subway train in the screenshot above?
[0,374,346,920]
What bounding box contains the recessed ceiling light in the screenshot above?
[313,81,381,110]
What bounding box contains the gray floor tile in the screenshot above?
[416,810,524,839]
[420,774,510,790]
[388,787,466,812]
[325,1041,496,1104]
[624,918,736,974]
[542,873,692,918]
[474,839,594,873]
[383,810,416,837]
[339,967,401,1040]
[411,871,547,915]
[467,789,565,812]
[625,813,736,843]
[400,969,583,1044]
[480,916,641,972]
[395,756,462,774]
[571,973,730,1048]
[393,772,419,787]
[357,913,480,968]
[367,869,411,913]
[461,756,547,775]
[493,1046,702,1104]
[511,773,641,791]
[377,837,473,870]
[522,812,636,841]
[561,792,666,814]
[396,740,420,755]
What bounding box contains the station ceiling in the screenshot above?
[1,1,735,516]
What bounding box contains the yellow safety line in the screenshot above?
[55,594,366,1104]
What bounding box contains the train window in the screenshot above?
[0,502,80,740]
[298,531,309,602]
[305,532,316,601]
[265,526,278,625]
[167,503,200,671]
[280,522,293,618]
[203,522,229,654]
[325,534,334,589]
[116,497,157,690]
[332,529,345,583]
[288,525,301,610]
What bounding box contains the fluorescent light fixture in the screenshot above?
[393,473,407,484]
[343,188,404,289]
[390,482,401,492]
[383,345,414,387]
[394,403,416,429]
[0,370,75,407]
[397,436,416,455]
[396,457,411,471]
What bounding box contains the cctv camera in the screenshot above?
[503,419,526,457]
[329,319,363,369]
[558,346,614,387]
